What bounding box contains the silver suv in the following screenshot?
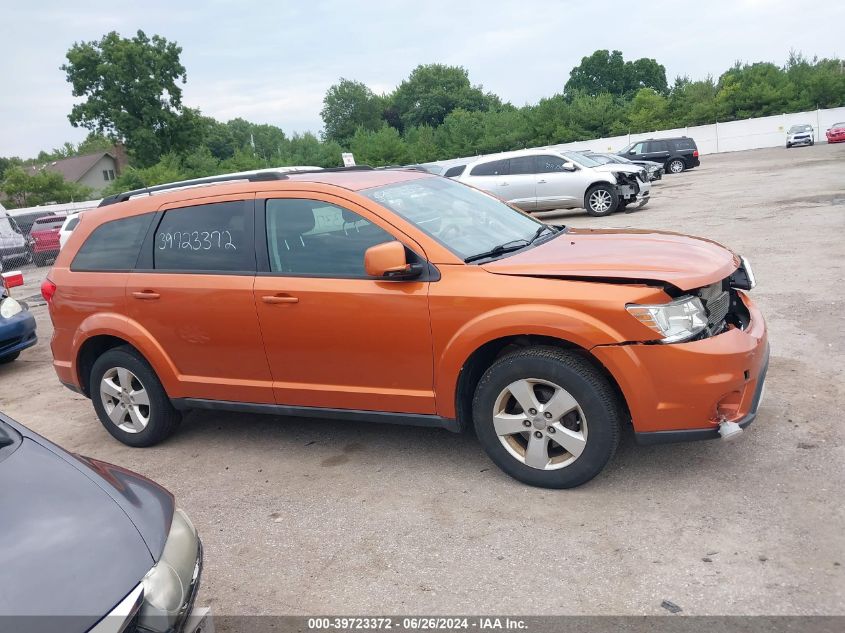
[458,149,649,216]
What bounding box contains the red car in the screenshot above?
[826,122,845,144]
[29,215,65,266]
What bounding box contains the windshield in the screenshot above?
[562,151,601,167]
[362,177,545,260]
[789,125,812,133]
[586,154,613,165]
[833,122,845,128]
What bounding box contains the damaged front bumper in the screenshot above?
[616,174,651,208]
[592,291,769,444]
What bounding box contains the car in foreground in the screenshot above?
[59,212,82,250]
[1,206,34,270]
[579,151,664,182]
[1,271,36,364]
[45,167,767,489]
[826,122,845,144]
[29,214,66,266]
[458,149,649,216]
[618,136,700,174]
[0,411,207,633]
[786,124,814,148]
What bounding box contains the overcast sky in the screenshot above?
[2,0,843,157]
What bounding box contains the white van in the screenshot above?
[0,203,33,271]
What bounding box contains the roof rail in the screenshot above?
[98,165,376,207]
[98,171,288,207]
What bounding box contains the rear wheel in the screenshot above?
[667,158,685,173]
[584,184,618,217]
[90,346,181,447]
[472,347,622,488]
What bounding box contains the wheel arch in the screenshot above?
[452,335,630,434]
[73,314,179,398]
[435,305,630,425]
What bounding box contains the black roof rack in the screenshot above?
[98,172,287,207]
[98,165,375,207]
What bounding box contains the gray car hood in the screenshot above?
[0,417,174,632]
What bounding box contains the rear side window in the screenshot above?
[508,156,535,175]
[65,217,80,231]
[71,214,154,272]
[154,201,252,272]
[470,159,508,176]
[648,140,668,153]
[674,138,696,150]
[444,165,466,178]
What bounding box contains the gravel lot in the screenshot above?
[1,144,843,617]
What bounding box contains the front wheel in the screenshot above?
[90,346,181,447]
[584,184,618,217]
[472,347,622,488]
[667,158,685,173]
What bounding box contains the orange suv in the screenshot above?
[44,167,768,488]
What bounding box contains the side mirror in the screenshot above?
[562,162,576,172]
[364,241,422,280]
[628,149,636,154]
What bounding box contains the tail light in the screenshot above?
[41,278,57,303]
[693,150,699,158]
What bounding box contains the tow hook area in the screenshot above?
[718,417,743,441]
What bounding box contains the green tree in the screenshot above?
[626,88,670,132]
[391,64,499,130]
[1,166,93,208]
[565,50,667,96]
[321,79,384,144]
[62,30,188,166]
[350,125,409,166]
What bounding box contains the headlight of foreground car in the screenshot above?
[139,509,201,632]
[0,297,23,319]
[626,296,708,343]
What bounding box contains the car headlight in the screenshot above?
[0,297,23,319]
[139,509,200,632]
[626,295,708,343]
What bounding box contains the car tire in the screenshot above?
[472,346,622,489]
[90,346,181,447]
[667,158,685,173]
[584,184,618,217]
[810,139,814,146]
[0,352,21,364]
[786,143,791,149]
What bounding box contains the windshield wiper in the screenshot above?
[529,224,557,245]
[464,239,530,263]
[465,225,560,264]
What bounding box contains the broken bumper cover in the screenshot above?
[592,291,769,444]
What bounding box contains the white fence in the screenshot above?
[429,106,845,169]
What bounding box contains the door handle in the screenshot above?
[262,294,299,304]
[499,181,509,186]
[132,291,160,300]
[537,179,547,184]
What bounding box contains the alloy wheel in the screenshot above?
[669,160,684,173]
[492,378,588,470]
[100,367,151,433]
[589,189,612,214]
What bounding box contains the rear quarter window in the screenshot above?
[673,138,697,150]
[444,165,466,178]
[469,159,509,177]
[71,213,155,271]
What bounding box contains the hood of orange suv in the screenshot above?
[482,228,740,291]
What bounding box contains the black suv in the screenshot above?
[618,137,700,174]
